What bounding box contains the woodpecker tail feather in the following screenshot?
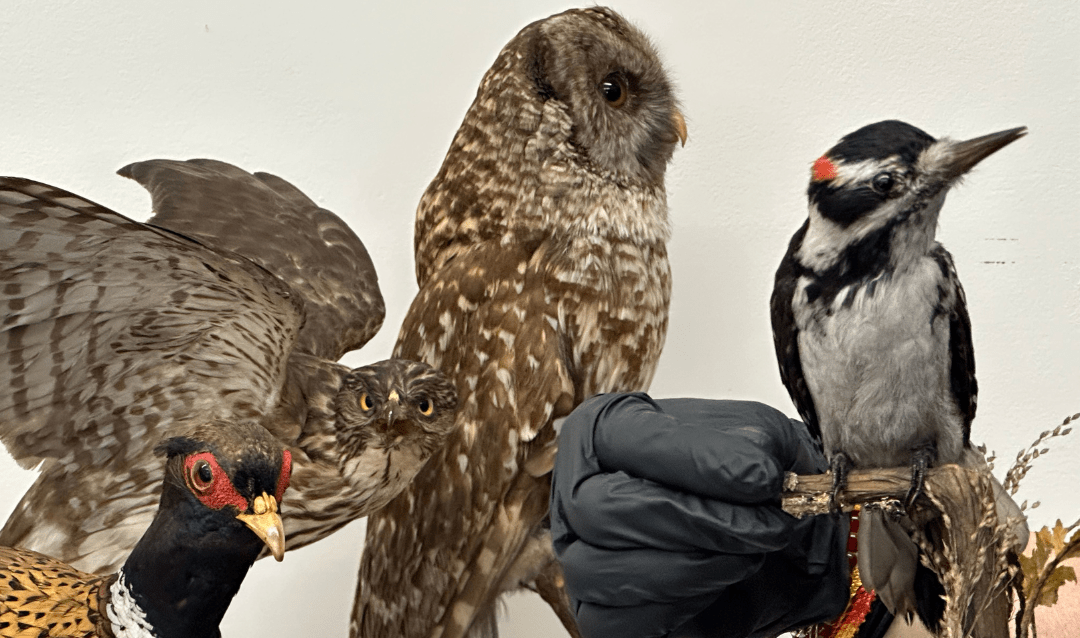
[858,503,920,623]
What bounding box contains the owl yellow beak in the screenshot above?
[236,492,286,561]
[672,109,688,147]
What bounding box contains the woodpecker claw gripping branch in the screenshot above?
[783,412,1080,638]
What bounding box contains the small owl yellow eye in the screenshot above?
[359,393,373,411]
[418,398,433,416]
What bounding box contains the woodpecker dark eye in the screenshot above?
[598,73,628,107]
[359,393,373,411]
[190,460,214,492]
[418,397,433,416]
[872,172,895,194]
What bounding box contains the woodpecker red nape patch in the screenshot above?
[812,155,838,181]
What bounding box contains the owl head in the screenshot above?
[416,6,685,280]
[334,359,459,457]
[526,7,686,185]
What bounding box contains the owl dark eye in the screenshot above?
[598,73,628,108]
[359,393,373,411]
[872,172,895,194]
[190,460,214,492]
[418,397,433,416]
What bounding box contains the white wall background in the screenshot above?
[0,1,1076,636]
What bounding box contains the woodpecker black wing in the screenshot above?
[933,246,977,445]
[119,158,385,361]
[770,220,821,441]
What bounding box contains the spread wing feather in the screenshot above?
[119,158,384,360]
[0,175,302,467]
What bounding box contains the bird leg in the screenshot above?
[829,451,852,511]
[905,442,936,509]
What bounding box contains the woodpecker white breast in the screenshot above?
[771,119,1026,467]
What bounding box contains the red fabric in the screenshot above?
[814,509,875,638]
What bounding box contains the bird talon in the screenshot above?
[906,445,934,510]
[829,452,852,512]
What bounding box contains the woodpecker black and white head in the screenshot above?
[770,120,1025,631]
[796,120,1026,280]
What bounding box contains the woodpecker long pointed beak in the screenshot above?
[940,126,1027,181]
[236,492,286,561]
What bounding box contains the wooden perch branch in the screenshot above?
[781,464,1022,638]
[781,465,924,518]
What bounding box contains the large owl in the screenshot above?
[354,7,685,637]
[0,159,458,574]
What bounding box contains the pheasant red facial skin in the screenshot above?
[184,452,247,511]
[275,449,292,504]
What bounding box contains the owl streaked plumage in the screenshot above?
[354,7,684,637]
[0,160,457,574]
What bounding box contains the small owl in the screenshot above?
[0,160,458,574]
[354,7,685,638]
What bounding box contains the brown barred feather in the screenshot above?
[0,161,456,575]
[355,7,681,638]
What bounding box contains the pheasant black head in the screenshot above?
[0,419,292,638]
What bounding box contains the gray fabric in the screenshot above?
[551,393,849,638]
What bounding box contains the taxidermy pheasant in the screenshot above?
[0,419,291,638]
[0,159,458,574]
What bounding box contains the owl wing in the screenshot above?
[356,240,575,638]
[119,158,384,361]
[0,176,304,571]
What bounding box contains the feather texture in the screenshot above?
[354,7,682,637]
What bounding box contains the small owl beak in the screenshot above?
[672,109,688,147]
[236,492,286,561]
[386,390,401,428]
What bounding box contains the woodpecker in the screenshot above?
[770,120,1026,628]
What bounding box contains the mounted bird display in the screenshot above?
[770,120,1026,631]
[0,419,291,638]
[0,160,459,574]
[354,7,686,638]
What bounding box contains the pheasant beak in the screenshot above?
[939,126,1026,181]
[672,109,688,147]
[236,492,286,561]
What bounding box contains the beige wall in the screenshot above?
[0,1,1076,635]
